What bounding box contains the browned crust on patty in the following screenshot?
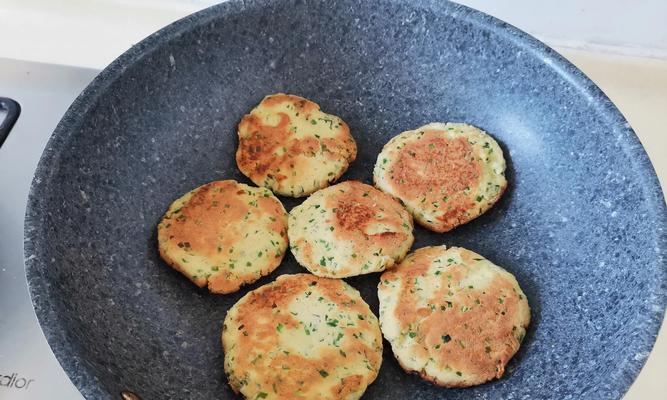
[379,246,530,387]
[373,123,507,232]
[392,134,482,203]
[327,181,413,254]
[288,181,414,278]
[157,180,288,294]
[223,274,383,399]
[236,93,357,197]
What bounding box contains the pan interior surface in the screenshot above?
[24,0,667,399]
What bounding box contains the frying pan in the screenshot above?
[24,0,667,399]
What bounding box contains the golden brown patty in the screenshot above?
[236,93,357,197]
[378,246,530,387]
[222,274,383,400]
[288,181,414,278]
[157,180,288,294]
[373,122,507,232]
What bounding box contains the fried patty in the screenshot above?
[378,246,530,387]
[373,122,507,232]
[236,94,357,197]
[157,180,288,294]
[222,273,383,400]
[288,181,414,278]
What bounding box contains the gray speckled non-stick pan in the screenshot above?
[24,0,666,399]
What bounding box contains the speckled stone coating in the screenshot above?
[24,0,666,399]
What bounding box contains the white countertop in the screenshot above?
[0,1,664,398]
